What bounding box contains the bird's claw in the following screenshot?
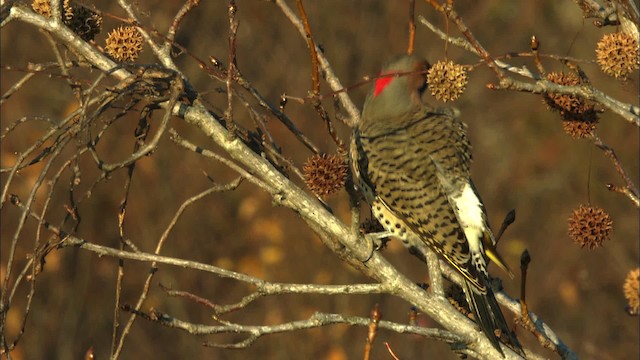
[361,231,391,263]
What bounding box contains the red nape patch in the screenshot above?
[374,76,393,97]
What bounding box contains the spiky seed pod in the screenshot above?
[561,119,597,139]
[544,72,581,112]
[544,72,596,115]
[426,60,468,102]
[68,6,103,41]
[303,154,348,199]
[544,72,598,137]
[32,0,73,21]
[623,268,639,315]
[567,204,613,249]
[596,32,640,80]
[105,26,144,62]
[32,0,51,17]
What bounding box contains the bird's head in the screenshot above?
[361,55,429,123]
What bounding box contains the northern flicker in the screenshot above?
[351,55,523,356]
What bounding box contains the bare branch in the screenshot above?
[7,5,131,80]
[589,134,640,207]
[497,77,640,126]
[439,258,579,360]
[418,14,640,125]
[164,281,388,315]
[166,0,200,47]
[224,0,238,137]
[274,0,360,126]
[122,308,464,349]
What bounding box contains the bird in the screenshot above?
[350,54,524,357]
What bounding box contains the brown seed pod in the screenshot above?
[105,26,144,62]
[623,268,639,315]
[426,60,468,102]
[567,204,613,249]
[302,154,348,199]
[544,72,599,138]
[32,0,73,21]
[561,119,597,139]
[596,32,640,80]
[68,6,103,41]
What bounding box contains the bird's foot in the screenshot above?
[360,231,392,262]
[364,231,391,250]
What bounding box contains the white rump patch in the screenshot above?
[452,183,485,254]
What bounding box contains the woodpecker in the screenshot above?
[351,55,523,356]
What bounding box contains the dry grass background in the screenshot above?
[1,1,638,359]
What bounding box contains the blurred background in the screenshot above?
[1,1,638,359]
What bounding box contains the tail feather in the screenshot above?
[463,280,525,357]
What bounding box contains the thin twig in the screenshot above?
[8,207,269,285]
[207,58,321,155]
[122,309,463,349]
[164,281,387,315]
[384,342,401,360]
[295,0,345,150]
[295,0,319,95]
[0,102,101,206]
[606,184,639,207]
[166,0,200,45]
[91,80,180,173]
[169,129,272,193]
[0,71,36,104]
[589,134,639,207]
[224,0,238,138]
[274,0,360,126]
[407,0,416,55]
[530,35,545,75]
[426,0,505,79]
[111,107,154,359]
[112,178,244,359]
[0,138,68,342]
[363,304,381,360]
